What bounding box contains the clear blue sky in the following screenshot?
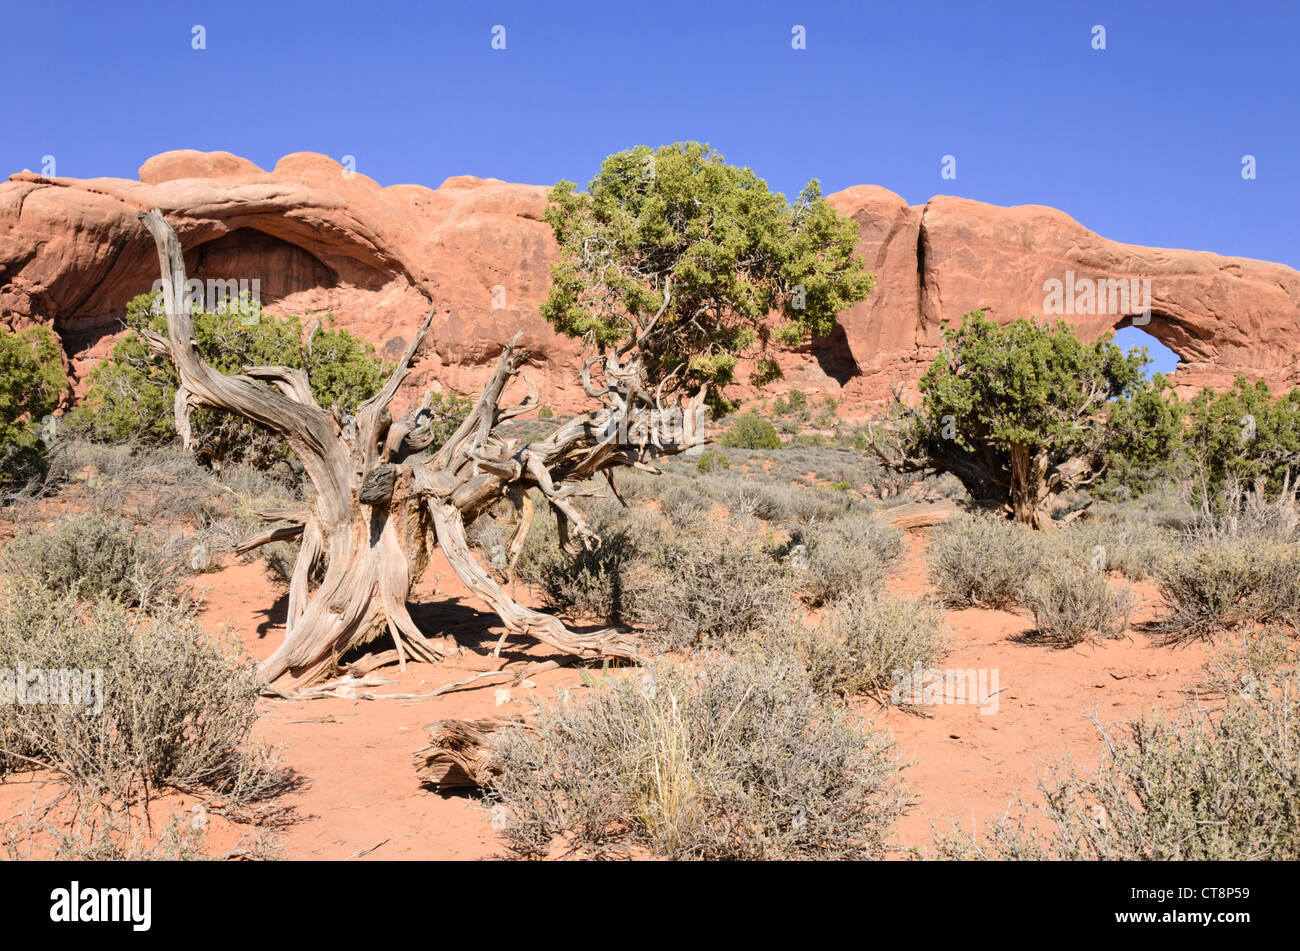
[5,0,1295,374]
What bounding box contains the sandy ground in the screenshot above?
[0,524,1207,861]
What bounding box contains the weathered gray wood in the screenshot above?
[139,208,707,685]
[413,716,532,789]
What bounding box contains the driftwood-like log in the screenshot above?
[413,716,533,789]
[138,209,708,685]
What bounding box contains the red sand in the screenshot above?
[0,528,1206,860]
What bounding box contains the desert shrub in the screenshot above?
[630,524,792,651]
[1042,513,1181,581]
[537,404,554,419]
[0,584,284,811]
[784,592,948,700]
[934,662,1300,860]
[655,477,713,528]
[1021,568,1135,645]
[812,396,839,429]
[791,512,903,605]
[1200,629,1299,702]
[1153,540,1300,640]
[0,324,67,483]
[720,479,850,526]
[695,450,729,474]
[720,413,782,450]
[927,514,1044,608]
[772,389,810,418]
[2,513,178,605]
[487,655,908,860]
[512,502,664,623]
[70,292,416,469]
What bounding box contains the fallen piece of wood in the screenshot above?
[413,716,534,790]
[882,498,968,529]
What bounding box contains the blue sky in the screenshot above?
[5,0,1294,375]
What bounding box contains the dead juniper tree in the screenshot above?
[135,145,870,683]
[139,209,707,684]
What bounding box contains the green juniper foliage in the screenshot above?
[1185,377,1300,502]
[720,412,782,450]
[0,324,67,481]
[883,310,1183,527]
[541,143,872,413]
[70,292,458,469]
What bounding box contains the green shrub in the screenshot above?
[695,450,729,474]
[720,413,782,450]
[927,514,1043,608]
[0,324,67,482]
[813,396,839,429]
[70,292,407,468]
[791,512,903,606]
[787,592,948,700]
[934,663,1300,860]
[630,524,792,651]
[773,390,809,419]
[2,513,178,605]
[537,404,554,419]
[487,655,908,860]
[1021,568,1135,645]
[1185,377,1300,504]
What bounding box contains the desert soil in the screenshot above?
[0,522,1206,860]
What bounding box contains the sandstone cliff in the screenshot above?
[2,150,1296,410]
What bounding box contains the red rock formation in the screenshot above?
[828,187,1300,400]
[2,150,1297,411]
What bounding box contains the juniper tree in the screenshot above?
[873,311,1182,528]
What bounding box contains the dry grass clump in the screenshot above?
[0,584,286,813]
[1040,516,1180,581]
[1152,540,1300,640]
[1021,568,1136,646]
[510,499,666,623]
[629,523,793,652]
[790,512,903,606]
[927,514,1043,609]
[486,655,909,860]
[778,592,948,701]
[2,512,180,606]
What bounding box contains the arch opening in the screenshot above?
[1112,320,1182,379]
